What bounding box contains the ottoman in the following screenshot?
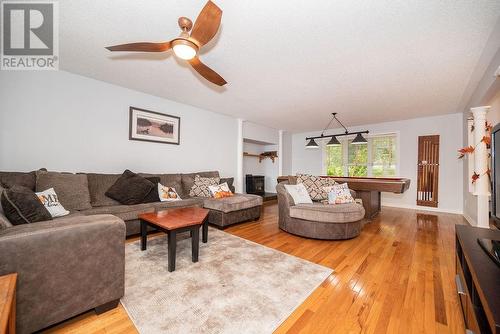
[203,194,263,228]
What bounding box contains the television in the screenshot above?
[492,123,500,228]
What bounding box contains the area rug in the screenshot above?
[121,228,332,334]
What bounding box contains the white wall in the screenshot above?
[0,71,238,177]
[243,121,279,144]
[291,113,464,213]
[282,131,293,175]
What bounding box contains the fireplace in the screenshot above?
[246,175,265,195]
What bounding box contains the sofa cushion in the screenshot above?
[1,185,52,225]
[80,198,202,221]
[36,171,92,211]
[80,203,155,221]
[181,171,219,197]
[139,173,182,193]
[203,194,263,213]
[146,198,204,211]
[87,173,121,207]
[0,171,36,190]
[289,202,364,223]
[0,185,4,215]
[105,170,154,205]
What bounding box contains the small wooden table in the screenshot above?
[0,273,17,334]
[139,207,209,272]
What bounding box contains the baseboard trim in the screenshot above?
[462,213,477,226]
[381,202,463,215]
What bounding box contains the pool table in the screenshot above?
[277,176,411,219]
[326,177,410,219]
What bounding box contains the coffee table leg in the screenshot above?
[140,220,147,251]
[192,227,199,262]
[167,231,177,272]
[202,219,208,243]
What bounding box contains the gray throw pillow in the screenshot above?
[1,185,52,225]
[0,212,12,230]
[142,177,161,203]
[105,170,154,205]
[220,177,234,192]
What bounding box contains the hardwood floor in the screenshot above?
[45,203,467,333]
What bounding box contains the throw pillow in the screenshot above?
[105,170,154,205]
[327,183,355,204]
[36,171,92,211]
[284,184,313,204]
[0,212,12,230]
[297,174,336,201]
[189,175,220,197]
[1,185,52,225]
[142,177,161,203]
[36,188,70,217]
[219,177,234,192]
[208,182,234,199]
[158,183,182,202]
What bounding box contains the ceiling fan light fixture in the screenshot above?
[351,133,368,145]
[172,39,198,60]
[326,136,341,146]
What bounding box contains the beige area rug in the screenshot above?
[121,228,332,334]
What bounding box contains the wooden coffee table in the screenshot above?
[0,273,17,334]
[139,207,209,272]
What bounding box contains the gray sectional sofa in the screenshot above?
[0,169,262,333]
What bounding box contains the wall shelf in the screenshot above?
[243,151,278,163]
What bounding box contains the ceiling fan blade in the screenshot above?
[105,42,171,52]
[190,1,222,46]
[188,57,227,86]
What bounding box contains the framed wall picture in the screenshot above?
[129,107,180,145]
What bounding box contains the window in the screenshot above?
[323,133,398,177]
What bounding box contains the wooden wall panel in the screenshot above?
[417,135,440,207]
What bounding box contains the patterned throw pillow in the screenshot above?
[158,183,182,202]
[189,175,220,197]
[327,183,355,204]
[296,174,336,201]
[36,188,70,218]
[208,182,234,199]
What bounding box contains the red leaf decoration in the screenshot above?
[481,135,491,149]
[458,145,475,159]
[472,172,480,184]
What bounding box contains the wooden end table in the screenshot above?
[139,207,209,272]
[0,273,17,334]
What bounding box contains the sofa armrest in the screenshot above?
[0,214,125,334]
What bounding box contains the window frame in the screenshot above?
[321,131,400,177]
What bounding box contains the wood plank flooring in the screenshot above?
[44,203,467,334]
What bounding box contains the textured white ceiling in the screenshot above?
[60,0,500,131]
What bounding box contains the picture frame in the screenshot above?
[129,107,180,145]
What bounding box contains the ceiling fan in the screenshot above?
[106,1,226,86]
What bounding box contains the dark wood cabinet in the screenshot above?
[455,225,500,334]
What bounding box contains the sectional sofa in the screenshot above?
[0,169,262,333]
